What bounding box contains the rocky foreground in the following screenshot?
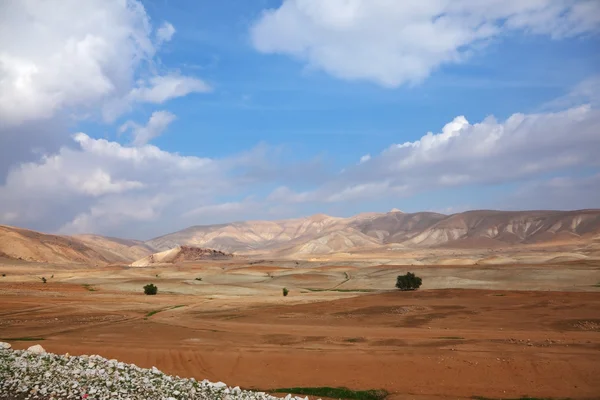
[0,344,312,400]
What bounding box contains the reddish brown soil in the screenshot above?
[1,283,599,399]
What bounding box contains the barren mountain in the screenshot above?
[147,209,600,257]
[0,225,153,265]
[131,246,233,267]
[73,234,155,263]
[2,209,600,264]
[0,225,110,265]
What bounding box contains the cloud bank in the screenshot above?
[251,0,600,87]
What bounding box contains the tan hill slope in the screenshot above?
[0,225,154,265]
[146,209,600,257]
[73,234,155,263]
[0,225,111,264]
[131,246,233,267]
[3,209,600,263]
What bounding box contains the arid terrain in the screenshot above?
[1,257,600,399]
[1,209,600,399]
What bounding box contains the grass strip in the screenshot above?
[146,305,186,318]
[270,387,388,400]
[1,337,45,342]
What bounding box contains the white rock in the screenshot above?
[0,341,11,349]
[26,344,46,354]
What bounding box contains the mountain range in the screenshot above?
[1,209,600,265]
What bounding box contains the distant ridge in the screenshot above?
[2,209,599,264]
[146,209,600,257]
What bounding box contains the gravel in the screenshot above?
[0,347,313,400]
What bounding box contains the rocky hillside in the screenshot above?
[146,209,600,256]
[0,225,153,265]
[131,245,233,267]
[2,209,600,263]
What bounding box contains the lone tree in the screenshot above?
[143,283,158,295]
[396,272,422,291]
[282,287,289,297]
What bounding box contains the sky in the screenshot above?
[0,0,599,239]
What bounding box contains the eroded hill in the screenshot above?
[147,209,600,257]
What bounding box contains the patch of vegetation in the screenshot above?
[50,274,54,279]
[270,387,388,400]
[155,274,160,278]
[146,309,163,317]
[82,284,97,292]
[146,305,186,318]
[492,293,507,296]
[1,337,45,342]
[437,336,465,340]
[282,287,289,297]
[345,337,366,343]
[395,272,422,291]
[40,277,47,284]
[195,277,203,281]
[143,283,158,295]
[1,273,5,277]
[593,282,600,288]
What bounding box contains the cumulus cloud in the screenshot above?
[0,133,299,237]
[0,0,209,167]
[1,100,598,237]
[359,154,371,164]
[507,174,600,210]
[120,111,177,146]
[0,0,153,126]
[251,0,600,87]
[156,22,176,43]
[269,104,600,204]
[129,74,211,104]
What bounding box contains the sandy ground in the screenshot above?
[1,259,600,399]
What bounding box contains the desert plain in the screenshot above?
[1,254,600,400]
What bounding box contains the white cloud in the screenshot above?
[0,0,208,127]
[507,174,600,210]
[542,75,600,111]
[0,133,290,237]
[120,110,177,146]
[184,201,249,218]
[128,74,212,104]
[0,0,152,125]
[268,103,600,204]
[251,0,600,87]
[359,154,371,164]
[156,22,176,43]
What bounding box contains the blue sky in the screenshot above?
[0,0,599,238]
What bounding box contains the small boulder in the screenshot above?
[0,342,11,350]
[27,344,46,354]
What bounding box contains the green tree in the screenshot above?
[396,272,422,291]
[143,283,158,295]
[282,287,289,297]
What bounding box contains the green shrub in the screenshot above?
[282,287,289,297]
[143,283,158,295]
[195,277,202,281]
[41,277,47,284]
[395,272,422,291]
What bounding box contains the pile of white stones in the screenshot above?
[0,343,314,400]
